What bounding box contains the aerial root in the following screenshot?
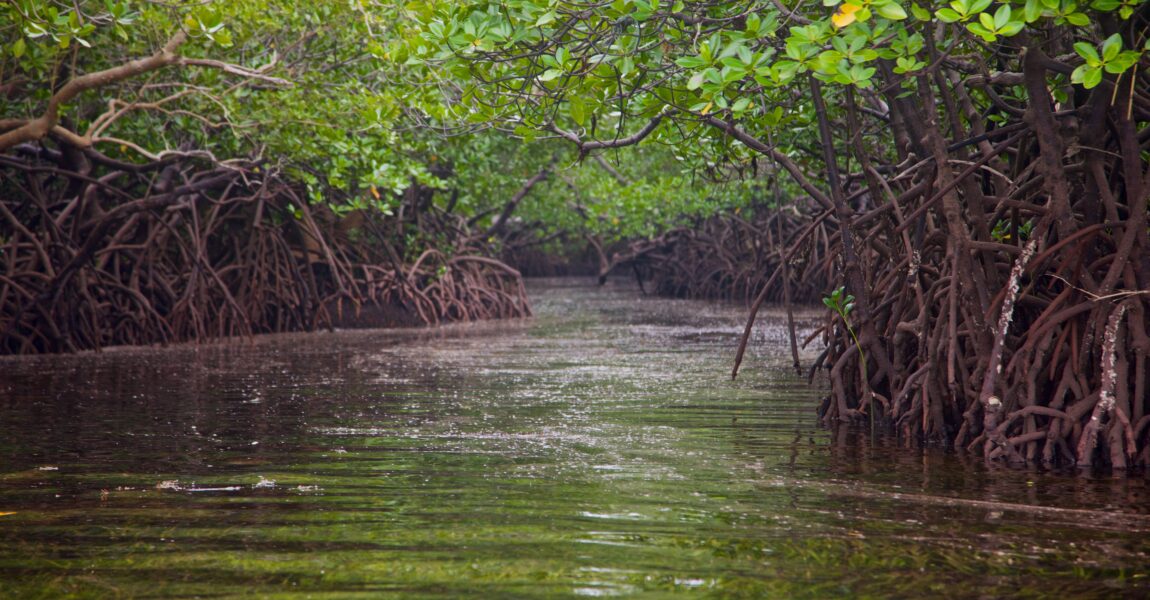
[0,158,529,354]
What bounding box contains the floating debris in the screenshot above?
[254,476,276,489]
[157,479,246,493]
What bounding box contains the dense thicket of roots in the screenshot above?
[782,56,1150,469]
[0,154,529,355]
[595,211,831,304]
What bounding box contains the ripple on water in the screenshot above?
[0,278,1147,598]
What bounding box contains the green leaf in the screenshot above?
[539,69,563,81]
[621,56,635,75]
[209,29,232,47]
[966,22,996,42]
[1104,50,1140,73]
[773,60,802,83]
[24,21,49,38]
[979,12,996,30]
[848,34,867,53]
[675,56,707,69]
[1073,41,1100,65]
[687,70,706,90]
[997,21,1024,36]
[569,97,586,126]
[1024,0,1042,21]
[737,45,753,64]
[1071,64,1096,87]
[513,124,538,141]
[1101,33,1122,62]
[911,3,931,20]
[969,0,993,14]
[935,8,962,22]
[1083,66,1102,88]
[1063,12,1090,25]
[816,50,846,73]
[876,3,908,20]
[851,64,876,87]
[894,55,919,73]
[993,5,1011,28]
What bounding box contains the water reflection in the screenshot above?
[1,278,1147,597]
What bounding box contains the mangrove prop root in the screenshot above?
[735,41,1150,470]
[592,210,833,308]
[0,157,529,355]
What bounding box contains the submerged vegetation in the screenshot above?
[3,0,1150,471]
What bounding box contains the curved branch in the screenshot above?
[702,115,833,211]
[0,31,290,154]
[0,32,188,152]
[547,115,663,153]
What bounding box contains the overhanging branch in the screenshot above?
[703,115,833,211]
[0,31,291,154]
[546,115,664,154]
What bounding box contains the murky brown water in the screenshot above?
[1,278,1147,598]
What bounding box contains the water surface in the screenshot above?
[1,279,1147,598]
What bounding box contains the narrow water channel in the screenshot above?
[1,279,1147,598]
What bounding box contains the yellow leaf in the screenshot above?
[701,101,714,115]
[370,185,380,200]
[833,3,862,28]
[0,512,15,517]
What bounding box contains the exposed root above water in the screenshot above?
[591,211,832,305]
[0,155,529,354]
[760,51,1150,471]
